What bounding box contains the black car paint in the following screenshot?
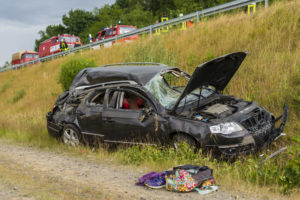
[46,54,288,157]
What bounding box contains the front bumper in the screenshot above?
[217,104,288,157]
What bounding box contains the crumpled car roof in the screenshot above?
[70,64,174,90]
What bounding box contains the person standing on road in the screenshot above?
[60,38,69,51]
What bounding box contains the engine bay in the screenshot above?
[191,97,251,122]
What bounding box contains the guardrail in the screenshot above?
[0,0,266,73]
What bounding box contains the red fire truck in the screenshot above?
[39,34,82,57]
[11,51,39,65]
[93,25,138,47]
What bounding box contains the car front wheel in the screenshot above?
[61,124,82,146]
[172,133,198,151]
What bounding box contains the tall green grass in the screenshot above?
[0,80,11,93]
[118,141,300,194]
[11,88,25,103]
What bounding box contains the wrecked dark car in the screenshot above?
[46,52,288,157]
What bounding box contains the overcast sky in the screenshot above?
[0,0,115,66]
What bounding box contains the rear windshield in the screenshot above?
[119,26,136,34]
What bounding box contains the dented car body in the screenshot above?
[46,52,288,157]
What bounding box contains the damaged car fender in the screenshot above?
[166,116,211,147]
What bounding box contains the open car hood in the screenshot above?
[171,52,247,113]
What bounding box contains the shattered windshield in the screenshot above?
[144,71,215,110]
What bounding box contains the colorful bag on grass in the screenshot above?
[165,165,214,192]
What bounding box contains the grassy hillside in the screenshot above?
[0,0,299,197]
[0,0,299,142]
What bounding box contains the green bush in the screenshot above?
[121,142,201,166]
[0,81,11,93]
[12,89,25,103]
[58,57,96,91]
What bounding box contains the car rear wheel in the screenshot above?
[61,124,82,146]
[172,133,198,151]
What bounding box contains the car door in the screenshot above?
[104,28,113,47]
[76,89,106,137]
[101,89,159,144]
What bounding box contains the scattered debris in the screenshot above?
[259,147,287,164]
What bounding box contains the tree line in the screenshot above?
[34,0,232,51]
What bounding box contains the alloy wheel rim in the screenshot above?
[63,128,80,146]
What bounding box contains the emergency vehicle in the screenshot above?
[39,34,82,57]
[11,51,39,65]
[93,25,138,47]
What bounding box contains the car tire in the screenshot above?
[172,133,198,151]
[61,124,82,146]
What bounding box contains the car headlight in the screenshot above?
[209,122,243,135]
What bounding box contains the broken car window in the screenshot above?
[162,71,188,88]
[108,91,119,108]
[89,91,105,105]
[145,72,215,110]
[121,91,146,110]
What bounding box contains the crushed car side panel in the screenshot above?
[166,116,212,147]
[46,90,83,138]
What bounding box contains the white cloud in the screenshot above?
[0,19,46,65]
[0,0,115,66]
